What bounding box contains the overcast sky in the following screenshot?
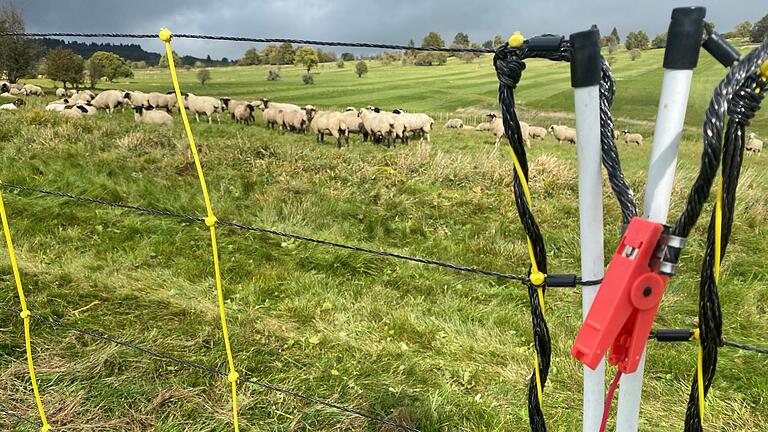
[13,0,767,59]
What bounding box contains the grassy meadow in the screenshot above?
[0,45,767,431]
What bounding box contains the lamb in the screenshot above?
[359,107,394,147]
[91,90,124,114]
[621,130,643,146]
[444,118,464,129]
[184,93,223,124]
[0,99,24,110]
[548,125,577,144]
[746,133,763,155]
[342,108,369,141]
[310,110,349,148]
[134,105,174,126]
[123,91,150,107]
[147,92,178,112]
[529,126,548,140]
[233,103,256,125]
[262,107,282,129]
[392,108,433,142]
[21,84,44,96]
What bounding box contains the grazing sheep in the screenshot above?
[21,84,44,96]
[392,108,433,142]
[529,126,547,140]
[0,99,24,110]
[548,125,577,144]
[746,133,763,155]
[310,111,349,148]
[92,90,124,114]
[621,130,643,146]
[359,107,394,147]
[378,110,408,144]
[147,92,178,113]
[281,107,313,132]
[444,118,465,129]
[233,103,256,125]
[342,108,369,141]
[134,105,174,126]
[123,91,150,108]
[260,98,301,113]
[221,97,251,117]
[475,122,491,131]
[262,108,282,129]
[184,93,223,124]
[484,113,510,147]
[9,87,27,96]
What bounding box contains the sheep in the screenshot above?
[613,129,620,140]
[310,110,349,148]
[183,93,223,124]
[0,82,9,93]
[233,103,256,125]
[9,87,27,96]
[392,108,433,142]
[69,91,95,103]
[59,108,82,118]
[221,97,251,116]
[123,90,150,107]
[529,126,547,140]
[45,99,70,111]
[444,118,464,129]
[134,105,174,126]
[359,107,394,147]
[281,107,313,132]
[92,90,124,114]
[379,110,408,144]
[0,99,24,110]
[148,92,178,113]
[260,98,301,112]
[519,121,531,146]
[621,130,643,146]
[55,88,67,98]
[263,107,283,129]
[475,122,491,131]
[342,108,369,141]
[21,84,44,96]
[548,125,577,144]
[73,102,98,116]
[746,133,763,155]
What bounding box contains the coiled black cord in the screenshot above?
[683,59,767,431]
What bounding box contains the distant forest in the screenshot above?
[38,38,233,66]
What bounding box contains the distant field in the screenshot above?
[1,44,767,431]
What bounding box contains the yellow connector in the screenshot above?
[158,28,173,42]
[508,32,525,48]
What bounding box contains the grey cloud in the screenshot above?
[13,0,767,60]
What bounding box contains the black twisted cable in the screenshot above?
[493,38,570,432]
[599,58,638,224]
[0,305,420,432]
[0,32,495,53]
[684,66,767,432]
[721,340,768,355]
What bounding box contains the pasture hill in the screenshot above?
[1,45,767,430]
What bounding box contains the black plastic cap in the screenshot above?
[526,35,565,52]
[569,29,601,88]
[652,329,694,342]
[664,6,706,69]
[702,31,741,67]
[545,274,578,287]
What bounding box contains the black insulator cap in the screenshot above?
[653,329,694,342]
[526,35,565,52]
[702,31,741,67]
[545,274,578,287]
[664,6,706,69]
[569,29,601,88]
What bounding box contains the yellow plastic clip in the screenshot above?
[759,60,768,81]
[158,28,173,43]
[41,425,51,432]
[20,310,30,319]
[205,215,218,227]
[529,272,546,287]
[508,32,525,48]
[227,371,239,383]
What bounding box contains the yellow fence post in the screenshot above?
[158,28,240,431]
[0,184,52,432]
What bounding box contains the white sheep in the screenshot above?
[475,122,491,131]
[359,108,394,147]
[393,109,433,142]
[147,92,178,113]
[342,108,369,141]
[233,103,256,124]
[55,88,67,98]
[281,107,312,132]
[184,93,223,124]
[261,98,301,113]
[0,99,24,110]
[59,108,82,118]
[134,105,174,126]
[123,91,150,107]
[221,97,250,116]
[746,133,763,155]
[529,126,547,140]
[71,102,98,116]
[310,111,349,147]
[9,87,27,96]
[621,130,643,146]
[548,125,577,144]
[262,108,282,129]
[92,90,124,114]
[22,84,44,96]
[444,118,464,129]
[45,99,70,111]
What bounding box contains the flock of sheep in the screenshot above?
[2,81,765,154]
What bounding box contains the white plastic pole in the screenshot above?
[574,83,606,432]
[615,68,695,432]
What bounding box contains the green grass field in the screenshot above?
[1,45,767,431]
